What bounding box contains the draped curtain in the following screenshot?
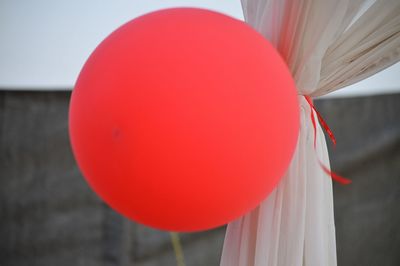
[220,0,400,265]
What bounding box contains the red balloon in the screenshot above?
[69,8,299,232]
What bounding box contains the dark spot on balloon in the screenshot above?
[113,128,122,140]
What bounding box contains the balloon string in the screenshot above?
[304,96,351,185]
[170,232,186,266]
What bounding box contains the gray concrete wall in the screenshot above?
[0,91,399,266]
[316,95,400,266]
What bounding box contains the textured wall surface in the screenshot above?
[316,96,400,266]
[0,91,399,266]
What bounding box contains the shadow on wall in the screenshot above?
[0,91,399,266]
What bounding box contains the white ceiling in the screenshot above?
[0,0,399,97]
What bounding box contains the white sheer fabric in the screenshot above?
[221,1,400,265]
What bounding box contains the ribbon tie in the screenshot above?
[304,96,351,185]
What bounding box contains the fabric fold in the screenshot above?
[221,1,400,265]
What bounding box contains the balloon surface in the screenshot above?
[69,8,299,232]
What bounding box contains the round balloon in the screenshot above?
[69,8,299,232]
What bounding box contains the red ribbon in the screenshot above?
[304,96,351,185]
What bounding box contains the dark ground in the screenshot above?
[1,91,399,266]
